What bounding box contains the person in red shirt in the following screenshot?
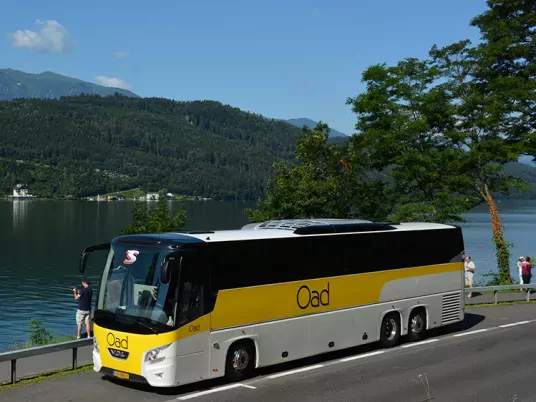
[521,257,533,289]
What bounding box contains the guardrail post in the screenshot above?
[526,289,531,302]
[494,290,498,304]
[72,347,78,370]
[11,359,16,384]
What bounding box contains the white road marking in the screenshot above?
[452,328,491,337]
[267,364,324,379]
[401,339,439,348]
[339,350,386,362]
[499,320,530,328]
[176,383,256,400]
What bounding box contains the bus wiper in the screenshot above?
[132,317,159,334]
[113,313,159,334]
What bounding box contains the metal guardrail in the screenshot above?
[465,284,536,303]
[0,338,92,384]
[1,285,534,385]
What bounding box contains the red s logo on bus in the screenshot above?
[124,250,139,265]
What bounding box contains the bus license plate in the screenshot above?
[113,370,130,380]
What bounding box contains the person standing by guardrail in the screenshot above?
[518,256,525,288]
[521,257,532,291]
[72,278,93,339]
[465,256,475,298]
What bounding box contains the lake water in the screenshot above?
[0,199,534,349]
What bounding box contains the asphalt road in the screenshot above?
[3,303,536,402]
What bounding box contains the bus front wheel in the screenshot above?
[225,341,256,382]
[380,313,400,348]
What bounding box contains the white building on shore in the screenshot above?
[12,184,37,200]
[146,193,160,201]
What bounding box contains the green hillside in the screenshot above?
[0,94,302,200]
[0,69,138,100]
[498,162,536,199]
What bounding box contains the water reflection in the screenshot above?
[12,200,30,229]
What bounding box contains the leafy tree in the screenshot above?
[470,0,536,160]
[346,58,478,223]
[346,0,533,283]
[121,194,187,235]
[428,40,529,283]
[430,0,536,283]
[245,122,392,222]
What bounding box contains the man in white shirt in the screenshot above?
[517,256,525,287]
[464,256,476,298]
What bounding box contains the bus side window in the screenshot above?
[177,257,205,327]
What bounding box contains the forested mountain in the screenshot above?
[498,162,536,199]
[0,94,303,199]
[0,69,138,100]
[286,118,348,137]
[0,93,535,201]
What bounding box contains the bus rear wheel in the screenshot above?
[408,308,427,342]
[225,341,256,382]
[380,313,400,348]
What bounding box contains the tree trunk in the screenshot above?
[484,184,512,283]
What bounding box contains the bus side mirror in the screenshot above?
[80,252,89,274]
[80,243,111,273]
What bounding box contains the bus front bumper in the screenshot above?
[93,348,177,387]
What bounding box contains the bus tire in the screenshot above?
[225,340,256,382]
[380,312,400,348]
[408,308,427,342]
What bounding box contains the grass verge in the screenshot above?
[0,364,93,391]
[466,300,536,309]
[473,289,536,295]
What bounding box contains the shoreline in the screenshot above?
[0,196,212,202]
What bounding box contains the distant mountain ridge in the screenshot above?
[286,118,348,137]
[0,68,139,100]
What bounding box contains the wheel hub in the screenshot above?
[232,347,249,371]
[384,318,397,341]
[411,315,424,334]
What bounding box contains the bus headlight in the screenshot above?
[144,343,172,364]
[93,338,99,353]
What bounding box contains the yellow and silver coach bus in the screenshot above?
[79,219,465,388]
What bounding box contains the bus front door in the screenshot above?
[174,253,211,385]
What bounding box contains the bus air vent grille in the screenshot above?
[441,292,461,324]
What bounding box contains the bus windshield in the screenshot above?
[96,245,179,332]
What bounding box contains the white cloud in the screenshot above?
[10,19,75,53]
[115,51,129,59]
[94,76,133,90]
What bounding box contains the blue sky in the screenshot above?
[1,0,488,135]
